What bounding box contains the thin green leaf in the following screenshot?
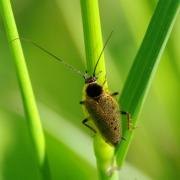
[0,0,51,179]
[116,0,179,166]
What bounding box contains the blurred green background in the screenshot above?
[0,0,179,179]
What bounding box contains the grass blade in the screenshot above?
[80,0,106,83]
[80,0,118,179]
[0,0,51,179]
[116,0,179,166]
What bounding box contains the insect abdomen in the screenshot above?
[85,93,121,145]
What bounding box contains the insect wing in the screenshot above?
[85,94,121,145]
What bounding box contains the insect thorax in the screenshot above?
[86,83,103,98]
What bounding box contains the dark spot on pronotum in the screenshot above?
[114,127,117,130]
[111,122,113,125]
[86,83,102,97]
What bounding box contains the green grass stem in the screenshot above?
[116,0,179,166]
[80,0,106,84]
[80,0,118,179]
[0,0,51,179]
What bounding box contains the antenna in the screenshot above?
[93,31,113,77]
[11,38,86,78]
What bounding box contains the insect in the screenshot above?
[17,33,130,146]
[79,34,130,146]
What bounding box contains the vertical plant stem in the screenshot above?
[80,0,118,179]
[0,0,51,179]
[116,0,179,167]
[80,0,106,83]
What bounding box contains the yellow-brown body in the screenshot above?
[84,82,121,146]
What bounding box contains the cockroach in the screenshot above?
[79,33,130,146]
[16,33,130,146]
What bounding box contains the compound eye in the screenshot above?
[86,83,102,98]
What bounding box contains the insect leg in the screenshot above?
[111,92,119,96]
[102,74,107,87]
[121,136,126,141]
[82,118,96,133]
[80,100,85,104]
[120,111,131,129]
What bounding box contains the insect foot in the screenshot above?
[121,136,126,141]
[79,100,85,104]
[111,92,119,96]
[129,123,139,131]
